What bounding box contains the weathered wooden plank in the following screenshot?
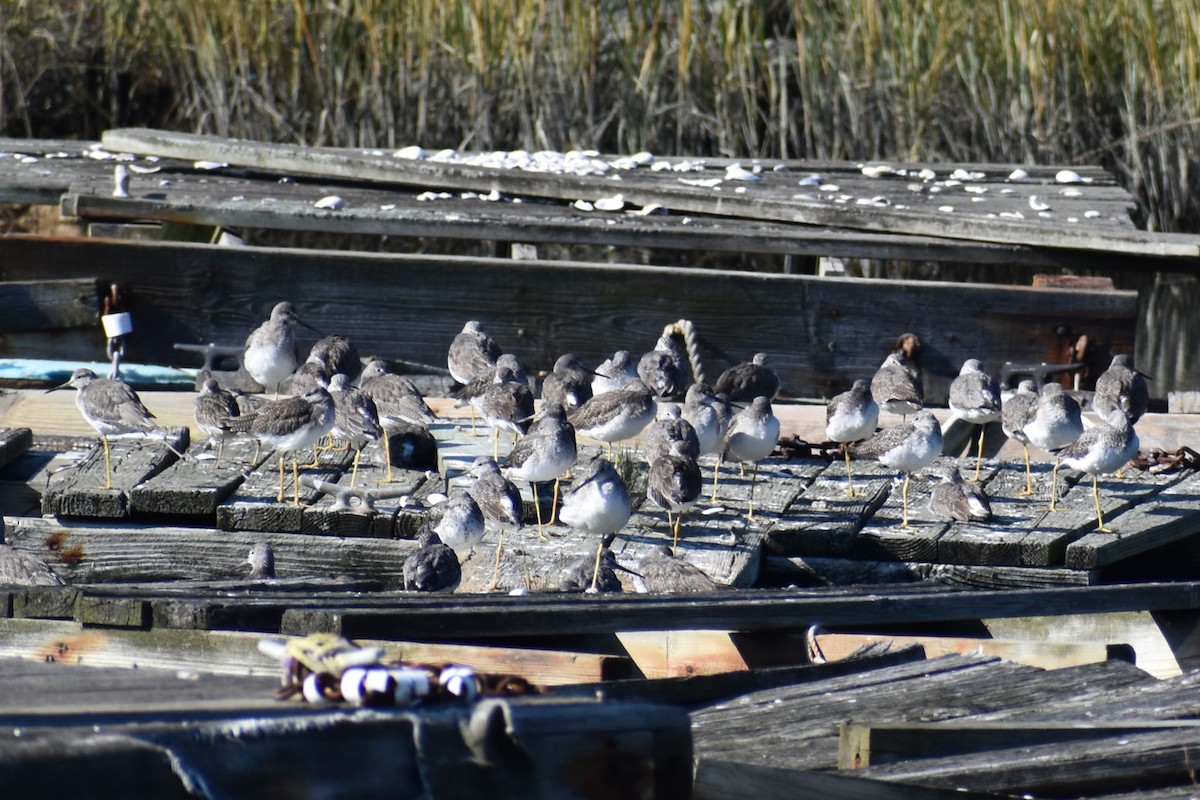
[40,428,189,519]
[840,719,1200,769]
[0,618,620,684]
[3,517,419,586]
[0,427,33,472]
[765,460,892,556]
[0,236,1139,405]
[858,727,1200,796]
[616,630,749,679]
[811,631,1117,672]
[101,128,1199,257]
[1064,470,1200,569]
[128,438,264,520]
[215,444,356,533]
[762,555,1098,588]
[0,278,99,333]
[694,758,1002,800]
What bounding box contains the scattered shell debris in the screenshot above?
[1029,196,1050,211]
[314,195,345,210]
[1008,168,1029,180]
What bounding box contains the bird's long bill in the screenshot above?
[297,316,322,334]
[45,380,70,393]
[612,562,643,578]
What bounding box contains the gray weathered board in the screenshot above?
[98,128,1200,258]
[0,235,1138,405]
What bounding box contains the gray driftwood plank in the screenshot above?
[216,444,355,533]
[129,438,264,520]
[0,427,33,471]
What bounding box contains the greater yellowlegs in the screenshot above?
[1001,379,1039,496]
[558,456,633,591]
[715,352,781,402]
[948,359,1002,480]
[246,541,276,580]
[423,488,485,557]
[403,531,462,592]
[719,396,780,521]
[871,352,923,419]
[225,386,336,504]
[194,377,241,467]
[504,401,578,538]
[569,378,655,455]
[637,336,685,399]
[541,353,594,409]
[682,383,726,458]
[1054,408,1140,532]
[851,410,942,528]
[48,368,164,490]
[591,350,638,396]
[359,359,437,482]
[648,439,703,551]
[328,373,383,487]
[476,364,535,459]
[447,320,501,385]
[1025,382,1084,511]
[243,301,315,397]
[466,455,525,529]
[928,465,992,523]
[633,545,720,593]
[644,403,700,464]
[1093,354,1149,424]
[825,379,880,497]
[308,334,362,384]
[560,533,626,593]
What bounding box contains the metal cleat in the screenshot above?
[300,475,413,514]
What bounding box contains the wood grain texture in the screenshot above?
[0,278,99,332]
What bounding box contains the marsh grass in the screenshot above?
[1,1,1197,232]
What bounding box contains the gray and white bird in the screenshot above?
[541,353,594,409]
[644,403,700,464]
[591,350,639,397]
[558,457,633,591]
[403,531,462,592]
[447,320,502,385]
[928,465,992,523]
[225,387,336,504]
[422,488,485,557]
[637,332,686,399]
[1054,408,1140,532]
[681,383,726,458]
[871,351,923,419]
[246,542,276,580]
[633,545,720,593]
[570,379,656,455]
[194,377,241,467]
[328,373,383,487]
[1001,379,1040,496]
[466,455,525,530]
[648,439,703,549]
[719,396,780,520]
[475,364,535,459]
[560,533,626,593]
[47,368,166,490]
[714,352,780,403]
[825,379,880,497]
[851,410,943,528]
[243,301,315,397]
[307,334,362,384]
[360,359,437,482]
[504,401,578,537]
[1025,382,1084,511]
[948,359,1002,480]
[1092,354,1149,424]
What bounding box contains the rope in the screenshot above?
[668,318,706,386]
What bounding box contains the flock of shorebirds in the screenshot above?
[41,303,1149,593]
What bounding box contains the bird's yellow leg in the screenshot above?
[1019,445,1034,496]
[100,436,114,490]
[590,538,604,591]
[1048,457,1062,512]
[292,457,302,505]
[900,474,911,528]
[487,531,505,591]
[1094,474,1110,532]
[973,427,985,481]
[844,447,857,498]
[746,463,759,521]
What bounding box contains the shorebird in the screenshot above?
[633,545,720,593]
[359,359,437,482]
[1054,408,1140,532]
[422,488,485,557]
[558,456,633,591]
[504,401,578,539]
[243,301,315,397]
[466,455,525,529]
[1093,354,1149,424]
[541,353,594,409]
[48,368,170,490]
[328,373,383,487]
[681,383,726,459]
[851,410,942,528]
[949,359,1002,480]
[0,518,64,586]
[871,352,923,419]
[225,386,336,504]
[569,379,655,456]
[1025,382,1084,511]
[447,320,501,385]
[719,396,780,521]
[928,465,992,523]
[1001,379,1040,496]
[246,542,276,580]
[475,364,535,459]
[644,403,700,464]
[307,334,361,384]
[403,531,462,592]
[714,352,780,403]
[287,357,331,396]
[194,377,241,467]
[825,379,880,497]
[648,439,703,550]
[560,533,626,593]
[637,332,686,399]
[591,350,638,397]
